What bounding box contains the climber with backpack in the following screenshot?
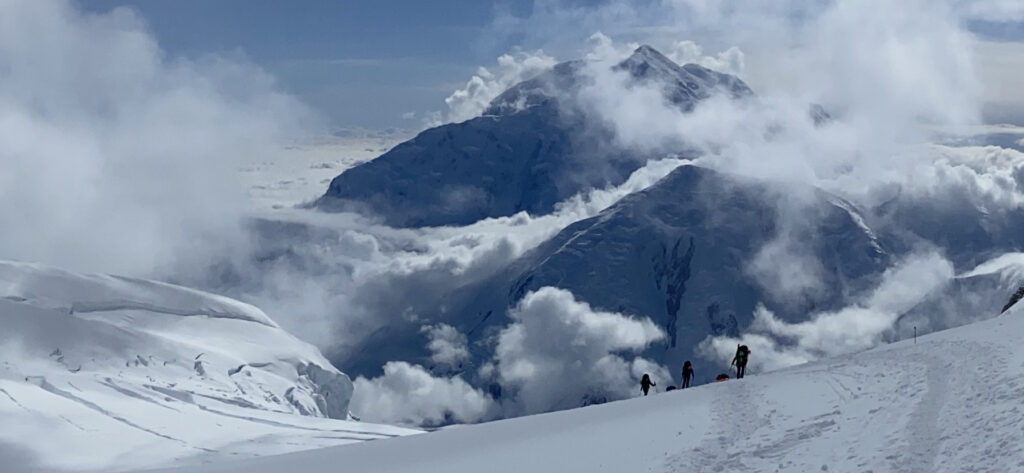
[731,344,751,379]
[640,373,656,396]
[681,360,695,388]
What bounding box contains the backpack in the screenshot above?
[737,345,749,363]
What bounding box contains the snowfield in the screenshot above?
[143,302,1024,473]
[0,261,417,473]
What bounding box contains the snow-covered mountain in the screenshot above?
[897,252,1024,336]
[870,185,1024,270]
[143,292,1024,473]
[341,165,890,402]
[316,46,753,227]
[0,261,416,472]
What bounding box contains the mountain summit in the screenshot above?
[616,45,752,109]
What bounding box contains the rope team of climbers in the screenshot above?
[639,344,752,396]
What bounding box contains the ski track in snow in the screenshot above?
[38,379,216,453]
[667,379,762,472]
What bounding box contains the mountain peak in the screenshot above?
[615,44,754,108]
[617,44,682,78]
[628,44,675,64]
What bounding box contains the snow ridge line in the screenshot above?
[194,404,400,439]
[898,354,948,473]
[67,300,276,327]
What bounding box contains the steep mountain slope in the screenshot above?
[0,261,416,473]
[146,298,1024,473]
[486,165,888,368]
[341,165,890,397]
[316,46,754,227]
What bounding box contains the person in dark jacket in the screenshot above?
[681,361,695,388]
[731,344,751,379]
[640,373,656,395]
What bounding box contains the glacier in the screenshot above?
[0,260,416,472]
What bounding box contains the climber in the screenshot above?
[640,373,656,396]
[681,360,694,388]
[731,344,751,379]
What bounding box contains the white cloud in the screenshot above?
[349,361,496,427]
[0,0,310,277]
[975,40,1024,120]
[491,287,668,415]
[955,0,1024,21]
[421,324,469,369]
[666,40,745,76]
[346,283,675,425]
[440,50,557,124]
[746,226,828,303]
[223,155,688,349]
[700,252,955,372]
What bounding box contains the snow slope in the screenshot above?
[0,261,416,473]
[145,300,1024,473]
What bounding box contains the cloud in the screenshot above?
[700,252,955,372]
[349,361,496,427]
[489,287,668,415]
[0,0,310,277]
[666,40,745,76]
[746,225,828,303]
[421,324,470,370]
[202,155,688,351]
[346,285,672,424]
[494,0,1013,128]
[955,0,1024,21]
[439,50,557,124]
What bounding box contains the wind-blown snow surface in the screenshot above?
[0,261,416,473]
[146,304,1024,473]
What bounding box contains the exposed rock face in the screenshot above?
[1003,286,1024,313]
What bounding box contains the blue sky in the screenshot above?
[76,0,1024,129]
[77,0,543,129]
